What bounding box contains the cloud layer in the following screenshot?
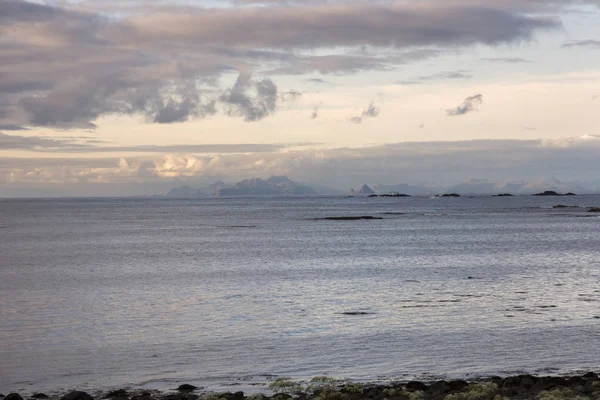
[0,0,564,129]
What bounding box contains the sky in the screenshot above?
[1,0,600,196]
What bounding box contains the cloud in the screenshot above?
[397,70,473,85]
[482,57,531,63]
[311,103,323,119]
[0,132,87,150]
[349,102,380,124]
[0,0,562,129]
[446,94,484,116]
[279,90,303,102]
[562,40,600,49]
[219,73,279,122]
[5,137,600,195]
[307,78,331,85]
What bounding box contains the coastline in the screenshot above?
[3,373,600,400]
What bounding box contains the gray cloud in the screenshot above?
[0,131,309,153]
[446,94,484,116]
[562,40,600,48]
[349,102,380,124]
[397,70,473,85]
[0,132,86,150]
[482,57,531,63]
[307,78,331,85]
[311,103,323,119]
[219,73,279,122]
[279,90,303,102]
[0,0,563,129]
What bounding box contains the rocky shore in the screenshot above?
[3,373,600,400]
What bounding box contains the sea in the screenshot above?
[1,195,600,394]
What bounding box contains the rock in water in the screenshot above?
[5,395,23,400]
[32,395,49,399]
[60,392,94,400]
[177,385,198,392]
[104,390,128,399]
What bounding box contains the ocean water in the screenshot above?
[1,195,600,394]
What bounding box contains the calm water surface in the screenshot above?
[1,196,600,393]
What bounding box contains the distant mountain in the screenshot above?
[373,183,434,196]
[444,177,594,195]
[349,184,375,196]
[218,176,318,196]
[166,185,207,198]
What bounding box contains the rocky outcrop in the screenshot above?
[59,392,93,400]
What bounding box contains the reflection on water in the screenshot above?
[1,195,600,392]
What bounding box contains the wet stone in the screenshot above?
[60,392,93,400]
[104,390,128,398]
[6,394,23,400]
[177,386,198,393]
[404,381,427,392]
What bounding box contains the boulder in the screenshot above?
[104,390,128,399]
[447,380,469,392]
[583,372,599,380]
[60,392,93,400]
[5,394,23,400]
[176,385,198,393]
[588,207,600,213]
[405,381,427,391]
[221,392,244,400]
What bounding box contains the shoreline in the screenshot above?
[3,373,600,400]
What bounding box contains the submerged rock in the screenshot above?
[176,385,198,393]
[588,207,600,213]
[339,311,375,316]
[31,395,49,399]
[495,193,513,197]
[60,392,94,400]
[317,216,383,221]
[5,395,23,400]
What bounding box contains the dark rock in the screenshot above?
[583,372,599,380]
[177,385,198,393]
[104,390,128,399]
[271,394,292,400]
[495,193,513,197]
[553,205,569,209]
[5,395,23,400]
[221,392,244,400]
[380,193,411,198]
[566,376,585,388]
[566,192,576,196]
[532,376,567,391]
[318,216,383,221]
[405,381,427,391]
[588,207,600,213]
[159,395,184,400]
[440,193,460,198]
[340,311,375,316]
[32,395,48,399]
[131,395,153,400]
[501,375,538,390]
[426,381,450,396]
[533,191,560,196]
[447,380,469,392]
[60,392,94,400]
